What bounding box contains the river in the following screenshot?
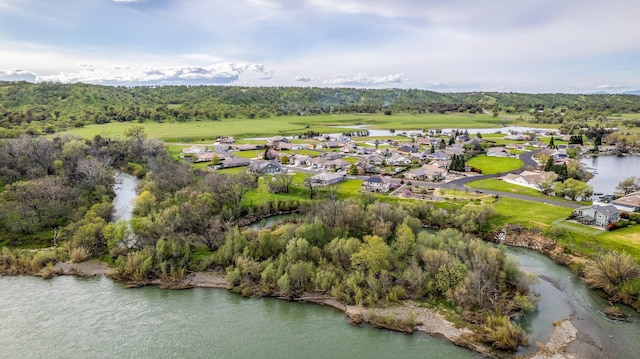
[0,275,479,359]
[581,155,640,196]
[3,171,640,358]
[508,247,640,358]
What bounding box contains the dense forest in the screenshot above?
[2,81,640,138]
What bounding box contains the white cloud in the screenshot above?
[35,62,272,85]
[0,69,37,82]
[294,76,314,82]
[324,73,406,87]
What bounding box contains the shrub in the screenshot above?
[482,314,528,351]
[70,246,91,263]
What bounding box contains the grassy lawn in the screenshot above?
[58,113,518,142]
[491,197,573,229]
[467,178,542,197]
[467,155,523,174]
[548,222,640,259]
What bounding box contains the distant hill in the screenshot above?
[1,82,640,137]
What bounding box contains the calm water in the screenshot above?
[507,247,640,358]
[581,155,640,195]
[0,276,480,359]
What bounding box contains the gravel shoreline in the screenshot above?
[48,261,595,358]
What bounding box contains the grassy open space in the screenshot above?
[466,155,523,174]
[58,113,519,142]
[491,197,573,229]
[467,178,542,197]
[549,222,640,259]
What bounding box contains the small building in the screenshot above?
[612,191,640,212]
[247,160,283,175]
[309,172,346,186]
[405,164,446,181]
[218,136,236,144]
[194,152,217,163]
[220,156,250,168]
[236,143,259,151]
[182,145,207,154]
[361,175,391,193]
[487,147,511,157]
[573,204,620,227]
[501,171,557,191]
[269,135,289,144]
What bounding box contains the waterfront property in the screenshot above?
[573,204,621,227]
[612,191,640,212]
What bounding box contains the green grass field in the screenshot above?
[466,155,523,174]
[491,197,573,229]
[58,113,521,142]
[467,178,542,197]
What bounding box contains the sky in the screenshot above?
[0,0,639,93]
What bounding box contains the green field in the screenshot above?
[467,178,542,197]
[466,155,523,174]
[491,197,573,229]
[58,113,521,142]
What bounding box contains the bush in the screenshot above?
[70,246,91,263]
[482,314,528,351]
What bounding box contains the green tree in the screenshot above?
[351,235,391,275]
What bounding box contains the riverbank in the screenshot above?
[34,258,600,359]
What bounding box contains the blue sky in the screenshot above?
[1,0,639,93]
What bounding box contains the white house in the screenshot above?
[487,147,511,157]
[501,171,557,191]
[612,191,640,212]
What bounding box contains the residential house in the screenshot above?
[430,160,451,170]
[425,151,452,161]
[404,164,447,181]
[194,152,217,163]
[182,145,207,154]
[361,175,391,193]
[292,154,312,167]
[219,155,250,168]
[247,160,284,175]
[389,154,412,166]
[268,135,289,144]
[218,136,235,144]
[501,171,557,191]
[611,191,640,212]
[236,143,259,151]
[323,152,344,160]
[487,147,511,157]
[309,172,346,186]
[397,145,420,155]
[319,141,341,149]
[573,204,620,227]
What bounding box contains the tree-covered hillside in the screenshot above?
[2,81,640,138]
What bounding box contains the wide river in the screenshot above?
[0,275,479,359]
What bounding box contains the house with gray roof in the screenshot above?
[573,204,620,227]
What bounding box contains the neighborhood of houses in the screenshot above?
[178,129,639,230]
